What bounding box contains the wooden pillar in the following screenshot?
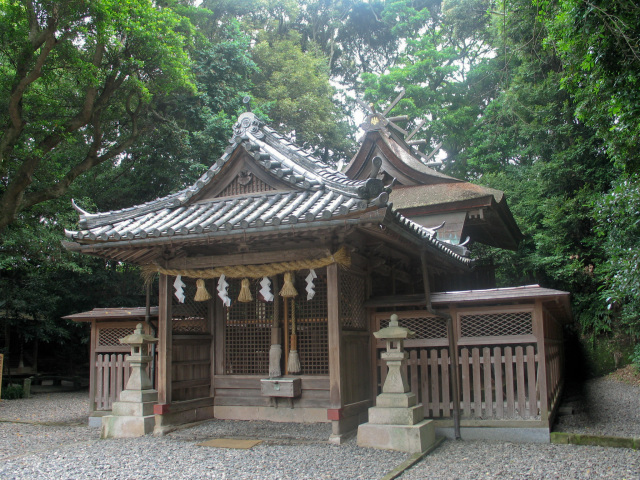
[208,279,216,397]
[214,292,225,376]
[89,319,97,413]
[157,274,173,405]
[533,300,549,425]
[327,263,342,409]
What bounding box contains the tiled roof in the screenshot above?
[65,113,472,266]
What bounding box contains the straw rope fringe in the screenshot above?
[141,246,351,284]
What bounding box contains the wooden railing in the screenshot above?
[376,343,540,420]
[94,353,130,411]
[374,304,561,423]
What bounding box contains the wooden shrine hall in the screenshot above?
[64,109,571,443]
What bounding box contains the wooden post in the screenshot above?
[208,279,216,398]
[533,300,549,425]
[89,319,97,412]
[214,292,225,376]
[0,353,3,401]
[157,274,173,405]
[327,263,342,409]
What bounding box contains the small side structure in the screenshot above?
[63,112,571,442]
[63,307,158,426]
[101,323,158,438]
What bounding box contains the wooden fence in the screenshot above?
[377,344,540,420]
[94,353,130,411]
[375,303,563,424]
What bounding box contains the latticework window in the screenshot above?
[218,170,274,197]
[293,272,328,375]
[380,315,447,339]
[225,279,273,375]
[171,279,209,334]
[98,327,136,347]
[460,311,533,337]
[339,270,367,330]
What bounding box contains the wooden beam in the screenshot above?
[157,274,173,405]
[327,263,342,409]
[163,247,332,270]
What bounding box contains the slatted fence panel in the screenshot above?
[376,343,541,420]
[94,353,130,411]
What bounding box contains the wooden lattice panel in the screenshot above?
[380,315,447,339]
[98,327,136,347]
[225,279,273,375]
[218,170,275,197]
[339,270,367,330]
[172,279,209,334]
[294,272,328,375]
[460,311,532,338]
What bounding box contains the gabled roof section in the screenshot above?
[64,113,473,268]
[346,128,460,186]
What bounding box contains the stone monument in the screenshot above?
[357,314,436,453]
[101,323,158,438]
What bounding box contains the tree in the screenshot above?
[0,0,196,231]
[250,32,355,163]
[542,0,640,173]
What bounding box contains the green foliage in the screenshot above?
[0,0,197,230]
[251,33,355,164]
[631,344,640,373]
[594,175,640,336]
[1,384,24,400]
[542,0,640,173]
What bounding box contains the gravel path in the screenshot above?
[553,376,640,438]
[1,378,640,480]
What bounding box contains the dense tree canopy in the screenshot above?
[2,0,640,372]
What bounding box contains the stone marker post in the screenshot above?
[101,323,158,438]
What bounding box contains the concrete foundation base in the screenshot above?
[436,426,550,444]
[213,405,328,423]
[357,419,435,453]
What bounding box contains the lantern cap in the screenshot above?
[373,314,414,340]
[120,323,158,346]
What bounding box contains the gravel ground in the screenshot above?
[399,440,640,480]
[1,378,639,480]
[553,376,640,438]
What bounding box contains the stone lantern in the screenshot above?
[101,323,158,438]
[357,314,435,453]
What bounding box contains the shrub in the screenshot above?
[1,384,24,400]
[631,344,640,373]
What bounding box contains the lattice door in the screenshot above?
[223,273,329,375]
[172,278,209,334]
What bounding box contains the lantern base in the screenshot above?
[357,419,435,454]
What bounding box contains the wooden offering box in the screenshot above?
[260,377,302,398]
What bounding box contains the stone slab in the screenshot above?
[375,392,417,408]
[357,419,435,454]
[367,405,424,426]
[112,400,156,417]
[119,389,158,403]
[197,439,262,449]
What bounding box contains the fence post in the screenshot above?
[0,353,3,400]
